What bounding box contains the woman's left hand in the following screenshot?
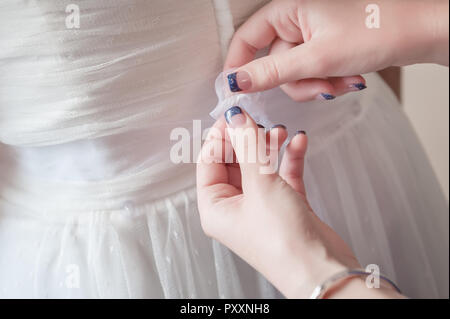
[196,106,360,298]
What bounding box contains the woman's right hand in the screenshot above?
[224,0,449,101]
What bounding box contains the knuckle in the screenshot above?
[281,84,306,102]
[259,55,281,87]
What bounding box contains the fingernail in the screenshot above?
[349,83,367,91]
[270,124,287,130]
[295,130,307,135]
[224,106,246,126]
[317,93,336,100]
[228,71,252,92]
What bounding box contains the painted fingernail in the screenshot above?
[228,71,252,92]
[317,93,336,100]
[350,83,367,91]
[295,130,307,135]
[270,124,287,130]
[224,106,246,126]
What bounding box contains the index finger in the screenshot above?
[224,1,303,69]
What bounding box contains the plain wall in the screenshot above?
[401,64,449,202]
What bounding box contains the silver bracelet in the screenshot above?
[309,268,401,299]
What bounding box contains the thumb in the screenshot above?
[227,41,327,93]
[224,106,269,189]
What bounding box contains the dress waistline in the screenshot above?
[0,160,196,215]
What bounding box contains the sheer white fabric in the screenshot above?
[210,71,274,128]
[0,0,448,298]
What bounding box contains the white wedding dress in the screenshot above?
[0,0,448,299]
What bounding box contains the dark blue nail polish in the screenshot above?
[352,83,367,90]
[270,124,287,130]
[224,106,242,124]
[228,72,241,92]
[295,130,307,135]
[320,93,336,100]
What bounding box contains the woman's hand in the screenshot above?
[224,0,449,101]
[196,106,361,298]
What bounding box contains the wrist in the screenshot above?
[274,239,350,299]
[286,257,347,299]
[267,213,362,298]
[426,0,449,65]
[392,0,449,66]
[323,274,404,299]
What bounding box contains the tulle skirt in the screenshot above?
[0,73,448,298]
